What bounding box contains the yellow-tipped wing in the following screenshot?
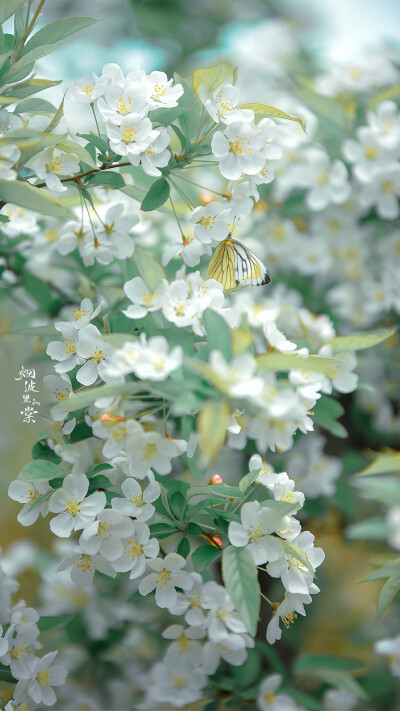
[208,238,271,291]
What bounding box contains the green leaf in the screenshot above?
[346,517,388,541]
[362,558,400,582]
[23,17,99,53]
[376,574,400,619]
[256,351,347,378]
[85,170,125,189]
[192,546,222,573]
[149,523,179,540]
[294,662,367,700]
[38,614,74,632]
[239,468,261,494]
[203,309,232,361]
[140,177,170,212]
[313,397,348,439]
[150,106,186,126]
[294,654,364,674]
[32,440,61,463]
[353,476,400,506]
[174,73,200,141]
[285,690,325,711]
[187,484,242,500]
[368,83,400,109]
[329,327,397,353]
[17,459,63,482]
[355,452,400,477]
[238,102,306,132]
[293,87,352,133]
[177,537,190,558]
[87,463,114,478]
[11,78,62,99]
[134,244,167,292]
[193,61,234,98]
[197,398,231,462]
[15,97,56,113]
[57,381,144,414]
[0,662,17,684]
[45,94,65,133]
[222,545,260,636]
[7,44,58,74]
[0,0,28,25]
[0,179,71,218]
[283,539,314,573]
[78,132,109,154]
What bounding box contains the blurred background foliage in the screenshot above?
[1,0,400,702]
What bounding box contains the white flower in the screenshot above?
[266,590,312,644]
[0,625,39,679]
[106,115,158,159]
[162,279,197,327]
[387,506,400,550]
[97,79,148,122]
[56,220,88,256]
[319,346,358,393]
[145,657,207,708]
[8,479,50,526]
[374,635,400,678]
[68,298,102,330]
[0,624,9,657]
[267,531,325,594]
[343,126,392,181]
[33,148,79,193]
[123,276,168,319]
[202,635,250,675]
[43,374,74,423]
[0,144,20,180]
[271,472,304,513]
[10,603,39,633]
[168,572,206,625]
[125,429,186,477]
[201,582,247,642]
[46,323,83,374]
[211,119,266,180]
[367,100,400,150]
[198,83,241,123]
[75,324,115,386]
[209,350,264,398]
[79,510,134,561]
[264,320,297,352]
[129,126,171,176]
[58,550,116,586]
[138,553,193,608]
[111,475,160,520]
[111,520,159,578]
[322,688,358,711]
[162,236,208,268]
[257,673,298,711]
[228,501,284,565]
[48,473,106,537]
[69,76,104,103]
[143,71,184,108]
[27,651,67,707]
[163,624,205,666]
[190,202,231,245]
[358,163,400,219]
[133,335,183,381]
[301,149,351,211]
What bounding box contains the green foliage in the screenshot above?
[313,395,348,438]
[294,655,367,699]
[0,179,71,218]
[329,327,397,353]
[197,398,231,462]
[239,102,306,132]
[140,177,170,211]
[192,544,222,571]
[193,61,234,98]
[203,309,232,361]
[134,244,167,291]
[222,545,260,636]
[23,17,99,52]
[17,459,63,482]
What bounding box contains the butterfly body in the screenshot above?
[208,237,271,291]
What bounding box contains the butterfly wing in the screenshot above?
[231,239,271,287]
[208,239,236,290]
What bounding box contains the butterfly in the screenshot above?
[208,236,272,291]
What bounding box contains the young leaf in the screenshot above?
[192,544,222,572]
[0,0,27,24]
[283,539,314,573]
[57,139,97,168]
[0,179,71,218]
[134,244,167,292]
[376,574,400,619]
[140,177,170,212]
[222,545,260,636]
[17,459,63,482]
[203,309,232,362]
[38,615,74,632]
[197,398,231,463]
[23,17,99,53]
[256,350,347,378]
[238,102,306,132]
[329,327,397,353]
[85,170,125,189]
[193,61,234,98]
[176,537,190,558]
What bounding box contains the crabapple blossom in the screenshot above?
[267,531,325,594]
[142,71,183,108]
[57,550,117,586]
[358,163,400,219]
[211,118,267,180]
[133,335,183,381]
[8,479,51,527]
[69,76,104,103]
[111,521,159,578]
[257,673,298,711]
[367,100,400,150]
[46,323,83,374]
[138,553,193,608]
[33,148,79,193]
[163,624,205,666]
[125,429,186,477]
[189,202,231,245]
[27,651,67,707]
[128,126,171,176]
[48,473,106,537]
[198,83,241,123]
[209,350,264,398]
[202,635,251,675]
[123,276,168,319]
[106,115,158,160]
[374,635,400,678]
[144,656,207,708]
[0,624,39,679]
[0,144,20,180]
[79,509,134,561]
[200,582,248,642]
[266,590,314,644]
[168,573,206,626]
[111,475,160,520]
[228,501,284,564]
[264,320,297,352]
